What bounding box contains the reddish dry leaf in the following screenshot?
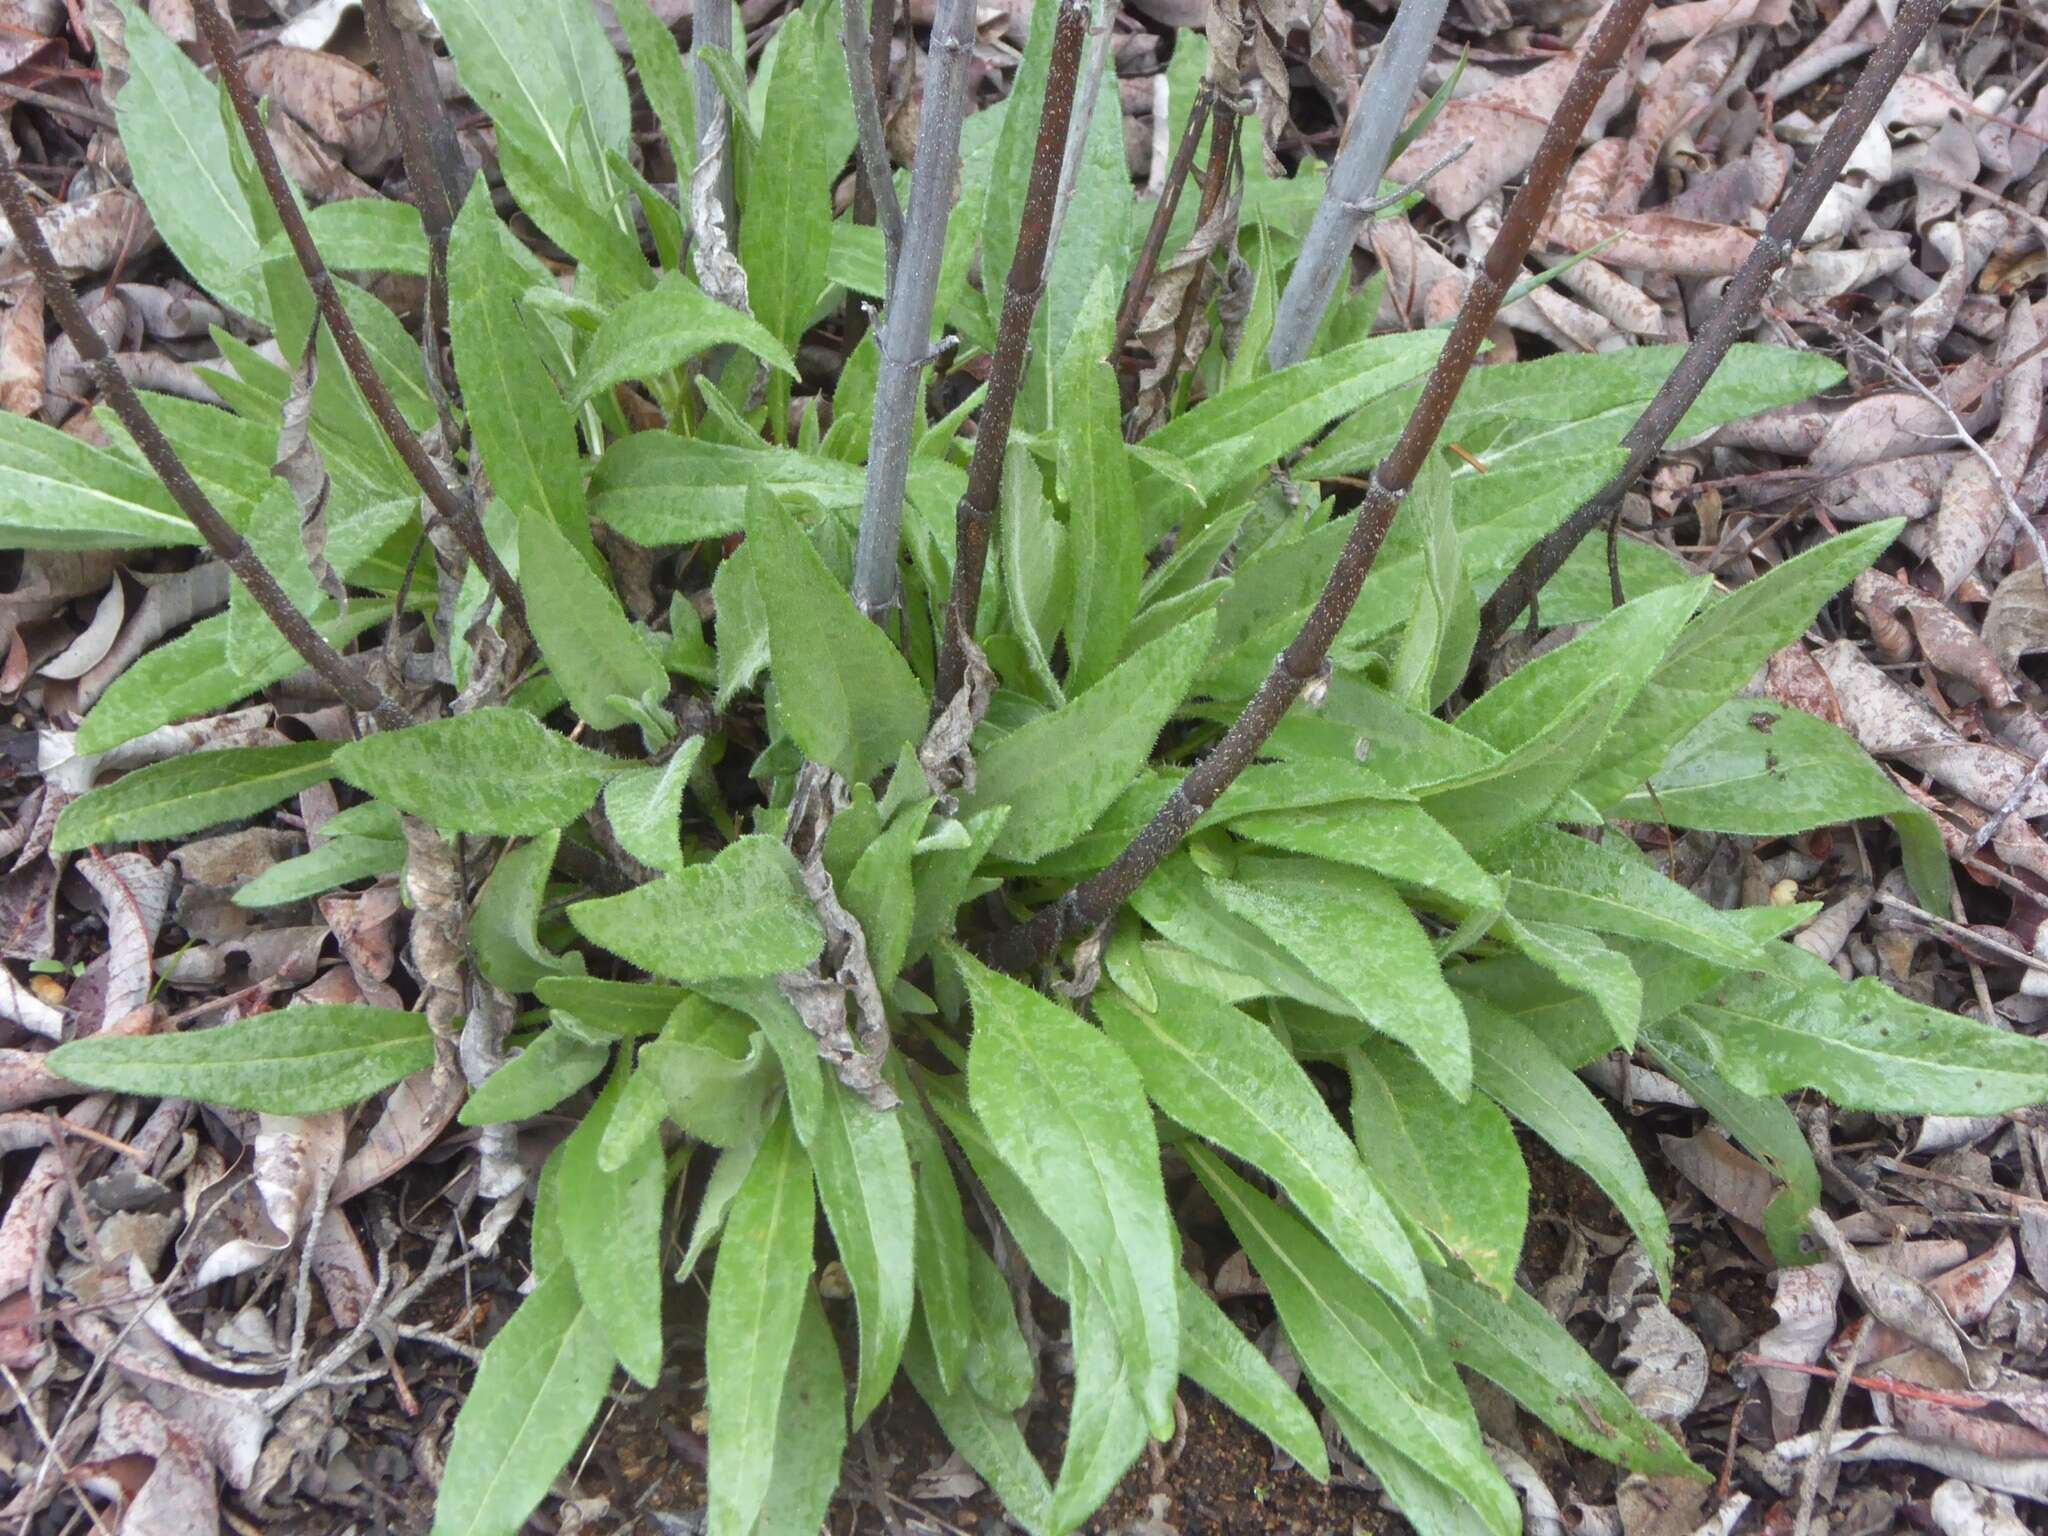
[1820,640,2048,819]
[1610,33,1740,213]
[265,110,379,204]
[1546,137,1757,276]
[1814,450,1959,526]
[1764,643,1847,727]
[37,579,126,683]
[331,1064,465,1204]
[1928,297,2041,595]
[0,283,45,418]
[1851,569,2018,706]
[73,1398,221,1536]
[0,187,157,283]
[243,46,399,176]
[1640,0,1789,47]
[1662,1129,1775,1233]
[1388,31,1637,222]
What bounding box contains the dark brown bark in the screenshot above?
[932,0,1091,708]
[0,161,410,732]
[982,0,1656,973]
[195,2,528,641]
[1473,0,1948,653]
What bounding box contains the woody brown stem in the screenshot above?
[932,0,1090,708]
[195,2,527,641]
[0,160,409,731]
[1473,0,1946,654]
[982,0,1655,973]
[1112,82,1213,361]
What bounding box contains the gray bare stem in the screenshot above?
[842,0,906,289]
[1474,0,1948,652]
[1268,0,1449,370]
[850,0,977,618]
[983,0,1655,973]
[0,159,410,731]
[193,2,528,640]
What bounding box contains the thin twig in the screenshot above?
[849,0,977,618]
[1268,0,1450,369]
[193,3,528,643]
[932,0,1091,705]
[364,0,460,374]
[1112,82,1214,359]
[1833,320,2048,575]
[842,0,905,290]
[1791,1317,1862,1536]
[0,158,409,731]
[1152,90,1241,418]
[1474,0,1949,653]
[0,80,117,131]
[983,0,1656,973]
[1971,740,2048,853]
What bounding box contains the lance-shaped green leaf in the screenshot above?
[1428,1268,1700,1478]
[1496,824,1767,972]
[1210,858,1470,1098]
[1465,998,1671,1291]
[568,835,822,982]
[1497,915,1641,1050]
[1303,342,1844,484]
[458,1024,609,1126]
[519,512,670,732]
[0,409,200,551]
[959,952,1180,1439]
[50,1006,433,1115]
[433,0,641,287]
[748,1288,847,1536]
[1677,957,2048,1116]
[1136,331,1446,540]
[1189,1146,1518,1536]
[805,1074,916,1427]
[1056,272,1139,694]
[966,610,1217,864]
[903,1318,1054,1536]
[449,181,590,556]
[614,0,695,189]
[1227,798,1501,918]
[1581,520,1904,811]
[636,999,783,1151]
[1643,1018,1821,1266]
[749,489,926,783]
[537,976,691,1037]
[1610,698,1950,910]
[1346,1041,1528,1297]
[1456,580,1706,758]
[890,1063,974,1396]
[115,0,264,314]
[430,1271,617,1536]
[54,742,335,853]
[77,602,396,756]
[739,0,852,349]
[336,708,620,836]
[571,272,795,406]
[232,834,405,909]
[1388,454,1474,710]
[1128,853,1355,1018]
[843,797,928,988]
[679,1134,761,1285]
[707,1112,814,1536]
[471,831,577,993]
[1175,1271,1327,1480]
[1099,979,1429,1324]
[604,737,704,877]
[961,1237,1036,1410]
[557,1060,668,1387]
[1050,1273,1152,1536]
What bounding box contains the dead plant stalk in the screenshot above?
[0,159,410,731]
[192,2,528,640]
[984,0,1657,973]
